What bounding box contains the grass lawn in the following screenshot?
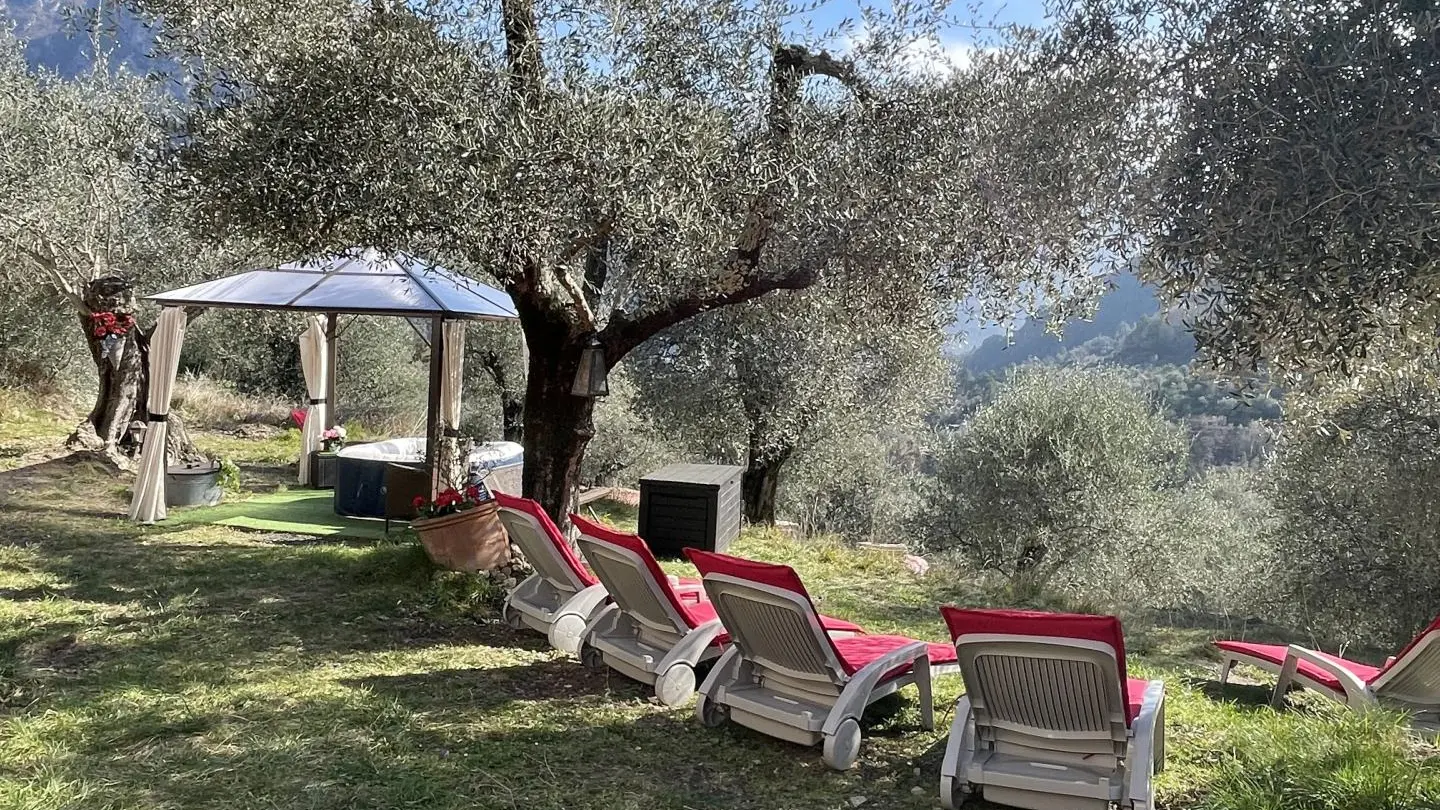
[0,397,1436,809]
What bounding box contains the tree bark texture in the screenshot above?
[741,441,792,525]
[66,277,202,469]
[512,288,594,528]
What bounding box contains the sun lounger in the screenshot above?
[570,515,863,706]
[938,607,1165,810]
[1215,616,1440,735]
[685,548,958,770]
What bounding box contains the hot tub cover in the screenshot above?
[337,439,523,469]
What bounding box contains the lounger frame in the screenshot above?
[497,504,608,654]
[940,632,1164,810]
[695,572,943,770]
[1219,632,1440,736]
[574,532,722,706]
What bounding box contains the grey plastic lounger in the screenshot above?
[1215,615,1440,736]
[938,607,1165,810]
[685,548,960,770]
[493,492,702,654]
[570,515,864,707]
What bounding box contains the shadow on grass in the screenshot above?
[1183,676,1276,710]
[341,657,632,713]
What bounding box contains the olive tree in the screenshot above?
[629,274,946,523]
[132,0,1153,519]
[916,365,1187,597]
[0,32,224,464]
[1271,361,1440,646]
[1035,0,1440,375]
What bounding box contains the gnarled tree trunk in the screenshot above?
[66,276,201,468]
[514,292,594,527]
[742,441,792,525]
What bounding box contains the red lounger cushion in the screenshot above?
[495,493,598,588]
[688,549,951,681]
[1124,678,1152,724]
[571,514,710,625]
[942,606,1140,724]
[832,635,959,679]
[1213,641,1381,692]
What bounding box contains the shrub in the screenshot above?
[780,429,928,544]
[0,282,92,398]
[1079,467,1281,618]
[582,367,683,488]
[915,365,1187,597]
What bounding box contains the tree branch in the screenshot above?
[551,266,595,330]
[599,45,865,362]
[500,0,544,97]
[601,263,819,362]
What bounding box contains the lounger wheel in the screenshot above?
[821,717,863,770]
[696,694,729,727]
[548,612,588,655]
[501,603,524,630]
[579,641,606,673]
[655,663,697,707]
[939,776,975,809]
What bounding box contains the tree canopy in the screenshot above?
[1039,0,1440,375]
[131,0,1143,515]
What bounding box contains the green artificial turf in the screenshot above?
[165,489,394,540]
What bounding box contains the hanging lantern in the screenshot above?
[571,335,609,397]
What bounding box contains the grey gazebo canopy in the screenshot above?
[149,247,518,319]
[130,248,519,523]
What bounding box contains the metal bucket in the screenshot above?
[165,463,222,508]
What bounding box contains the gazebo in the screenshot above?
[129,248,519,523]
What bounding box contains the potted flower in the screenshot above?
[410,484,511,572]
[320,425,347,452]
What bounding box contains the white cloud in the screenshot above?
[837,30,987,78]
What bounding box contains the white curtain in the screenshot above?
[297,315,329,485]
[129,307,189,523]
[438,320,466,486]
[441,321,466,434]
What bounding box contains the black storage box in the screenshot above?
[638,463,743,557]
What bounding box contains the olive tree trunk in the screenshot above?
[742,442,792,525]
[514,295,595,527]
[66,276,202,468]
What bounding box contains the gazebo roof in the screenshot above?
[147,248,518,320]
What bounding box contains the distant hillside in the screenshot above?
[4,0,156,76]
[960,273,1178,373]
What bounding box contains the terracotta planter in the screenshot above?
[412,499,511,572]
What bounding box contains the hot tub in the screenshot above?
[333,438,523,518]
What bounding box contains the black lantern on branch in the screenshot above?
[571,335,609,398]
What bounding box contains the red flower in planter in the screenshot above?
[412,495,426,509]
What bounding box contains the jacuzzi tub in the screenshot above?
[333,438,524,519]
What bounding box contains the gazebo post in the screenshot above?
[424,314,445,499]
[324,313,338,423]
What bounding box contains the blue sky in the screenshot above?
[804,0,1050,39]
